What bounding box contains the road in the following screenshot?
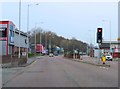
[3,56,118,87]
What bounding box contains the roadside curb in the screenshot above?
[74,59,110,67]
[2,59,37,86]
[18,59,36,67]
[2,59,36,68]
[64,57,110,67]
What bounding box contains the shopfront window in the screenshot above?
[0,28,7,37]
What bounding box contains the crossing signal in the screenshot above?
[97,28,102,43]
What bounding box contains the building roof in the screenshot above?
[102,41,120,44]
[0,21,15,26]
[99,43,110,49]
[14,28,28,37]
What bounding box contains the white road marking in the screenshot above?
[99,66,109,70]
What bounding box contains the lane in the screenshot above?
[51,56,118,87]
[3,56,118,87]
[4,56,80,87]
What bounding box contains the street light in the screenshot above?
[102,20,111,53]
[48,33,54,54]
[35,22,43,56]
[66,38,68,55]
[18,0,21,58]
[88,30,96,57]
[27,3,40,59]
[88,30,96,46]
[45,32,48,51]
[48,33,52,54]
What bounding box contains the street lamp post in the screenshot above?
[35,27,36,57]
[102,20,111,53]
[35,22,43,56]
[45,32,47,50]
[88,30,95,57]
[48,33,54,54]
[26,4,30,60]
[109,20,111,52]
[27,3,40,58]
[51,36,54,53]
[49,34,52,54]
[39,29,42,56]
[18,0,21,58]
[88,30,96,46]
[67,39,68,55]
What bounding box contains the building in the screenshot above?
[0,21,28,56]
[99,41,120,58]
[88,41,120,58]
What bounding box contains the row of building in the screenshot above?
[0,21,120,58]
[0,21,59,56]
[88,41,120,58]
[0,21,28,56]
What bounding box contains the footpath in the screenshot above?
[1,56,38,87]
[66,55,111,67]
[1,57,37,68]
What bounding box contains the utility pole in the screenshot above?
[102,20,111,54]
[27,3,40,58]
[18,0,21,58]
[98,43,101,64]
[35,27,36,58]
[45,33,47,50]
[26,4,30,60]
[40,29,42,56]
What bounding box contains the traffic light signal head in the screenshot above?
[97,28,102,43]
[98,29,102,32]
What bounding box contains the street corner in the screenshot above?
[18,59,37,67]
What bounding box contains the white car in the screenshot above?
[49,53,54,57]
[105,54,113,61]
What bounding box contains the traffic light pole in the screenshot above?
[97,28,102,64]
[98,43,101,64]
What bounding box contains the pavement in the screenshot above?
[2,56,38,86]
[65,55,116,67]
[1,57,37,68]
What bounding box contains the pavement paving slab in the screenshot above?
[2,57,37,87]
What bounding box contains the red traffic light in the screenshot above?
[97,28,102,43]
[98,29,102,32]
[97,28,102,33]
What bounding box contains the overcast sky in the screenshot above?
[0,0,119,46]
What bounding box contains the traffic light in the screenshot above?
[97,28,102,43]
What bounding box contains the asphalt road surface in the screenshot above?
[3,56,118,87]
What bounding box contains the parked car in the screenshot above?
[54,53,58,56]
[105,54,113,61]
[49,53,54,57]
